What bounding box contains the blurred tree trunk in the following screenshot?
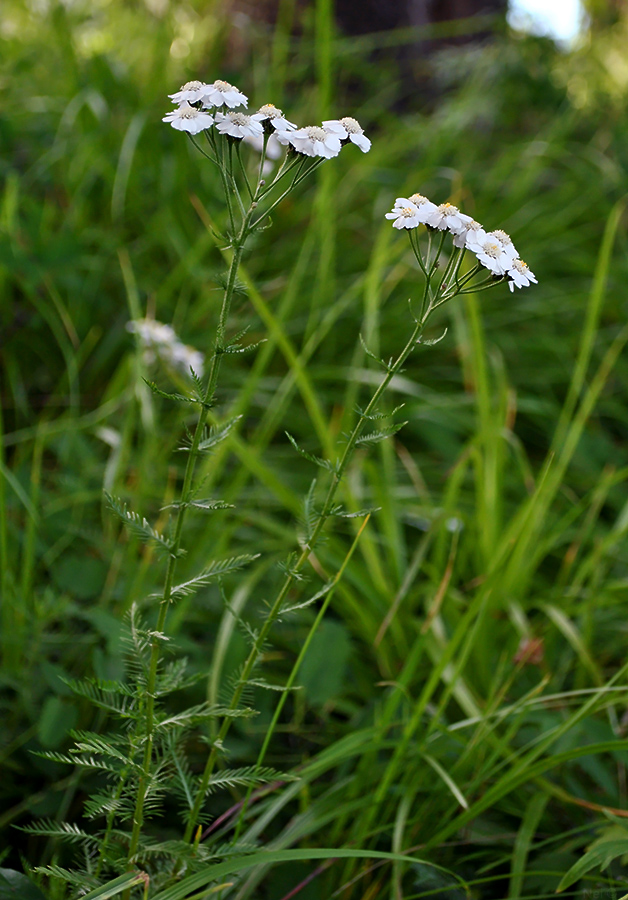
[233,0,507,41]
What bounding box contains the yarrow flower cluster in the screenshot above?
[385,194,537,292]
[163,77,371,162]
[127,319,204,377]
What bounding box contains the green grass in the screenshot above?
[2,0,628,897]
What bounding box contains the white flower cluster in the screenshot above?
[127,319,204,377]
[163,79,371,160]
[385,195,537,291]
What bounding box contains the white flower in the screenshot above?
[427,202,473,236]
[280,125,342,158]
[162,101,214,134]
[466,232,514,276]
[215,111,265,139]
[490,228,519,261]
[322,116,371,152]
[385,195,438,229]
[507,258,538,291]
[127,319,204,377]
[385,202,422,229]
[200,79,248,109]
[453,218,485,249]
[168,80,208,105]
[406,193,439,222]
[256,103,297,132]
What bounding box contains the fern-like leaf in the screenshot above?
[359,332,392,370]
[354,421,407,446]
[178,417,242,454]
[105,493,178,558]
[143,379,198,404]
[354,402,405,420]
[32,865,101,890]
[204,765,294,795]
[169,554,260,600]
[62,677,135,716]
[286,432,337,473]
[280,580,334,615]
[331,506,380,518]
[19,820,100,848]
[161,498,234,513]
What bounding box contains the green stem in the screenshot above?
[123,207,253,887]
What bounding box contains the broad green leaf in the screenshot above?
[37,696,78,748]
[0,870,47,900]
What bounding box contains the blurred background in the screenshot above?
[2,0,628,896]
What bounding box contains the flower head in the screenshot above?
[385,203,423,230]
[322,116,371,152]
[256,103,297,132]
[215,111,265,139]
[168,80,208,105]
[281,125,342,159]
[201,79,248,109]
[427,202,473,236]
[507,258,538,291]
[489,228,519,261]
[453,218,485,249]
[385,195,438,229]
[466,232,515,276]
[162,102,214,134]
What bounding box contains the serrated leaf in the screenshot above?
[62,677,135,715]
[189,368,206,401]
[285,433,336,473]
[355,421,407,446]
[143,379,197,404]
[161,499,235,513]
[245,678,300,692]
[276,553,309,582]
[302,478,318,542]
[281,580,334,614]
[205,766,293,794]
[179,417,242,454]
[359,333,389,369]
[223,338,266,355]
[17,820,99,847]
[155,702,253,730]
[31,865,100,891]
[331,506,380,518]
[169,554,260,601]
[419,327,448,346]
[105,493,177,558]
[354,403,405,421]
